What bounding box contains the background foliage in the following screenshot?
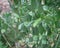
[0,0,60,48]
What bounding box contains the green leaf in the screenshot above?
[42,39,47,44]
[1,29,6,33]
[43,5,49,11]
[33,35,38,41]
[33,18,41,27]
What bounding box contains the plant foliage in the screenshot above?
[0,0,60,48]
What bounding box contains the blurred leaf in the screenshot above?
[33,18,41,27]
